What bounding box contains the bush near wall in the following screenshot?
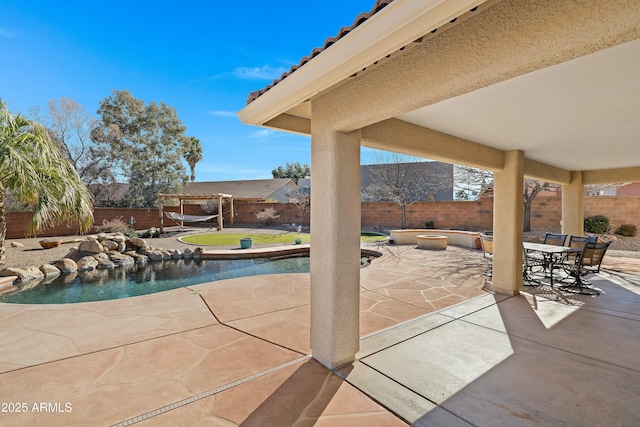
[4,196,639,239]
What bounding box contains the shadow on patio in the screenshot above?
[0,245,637,425]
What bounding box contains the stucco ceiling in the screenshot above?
[398,38,640,172]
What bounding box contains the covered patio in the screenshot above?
[0,245,637,425]
[239,0,640,371]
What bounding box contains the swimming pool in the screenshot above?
[0,257,311,305]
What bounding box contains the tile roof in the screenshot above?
[246,0,395,105]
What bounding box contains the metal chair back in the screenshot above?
[544,233,567,246]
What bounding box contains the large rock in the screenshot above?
[102,240,119,251]
[111,235,127,243]
[108,252,135,266]
[78,239,104,254]
[193,247,204,260]
[171,249,183,259]
[125,251,148,263]
[97,259,115,269]
[10,242,24,248]
[93,253,110,262]
[65,247,79,259]
[77,256,99,272]
[40,264,61,278]
[54,258,78,274]
[141,250,164,261]
[0,267,38,283]
[24,266,44,280]
[128,237,147,248]
[183,248,193,259]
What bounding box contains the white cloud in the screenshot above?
[247,129,277,140]
[233,65,288,80]
[206,110,236,118]
[0,28,15,38]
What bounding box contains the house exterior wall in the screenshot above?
[5,197,638,239]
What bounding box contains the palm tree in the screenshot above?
[183,136,203,182]
[0,100,93,268]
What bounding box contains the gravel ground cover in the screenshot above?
[3,226,639,270]
[3,226,291,270]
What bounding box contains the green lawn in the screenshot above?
[181,232,388,246]
[182,233,311,246]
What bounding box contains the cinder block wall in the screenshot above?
[4,196,639,238]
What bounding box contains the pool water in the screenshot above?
[0,257,310,305]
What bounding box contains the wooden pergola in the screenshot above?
[158,193,234,233]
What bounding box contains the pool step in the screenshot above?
[0,276,19,294]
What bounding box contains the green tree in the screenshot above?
[0,100,93,267]
[183,136,203,182]
[271,162,310,183]
[91,90,189,207]
[30,97,114,192]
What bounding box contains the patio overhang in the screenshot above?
[238,0,640,368]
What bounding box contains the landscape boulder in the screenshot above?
[24,266,45,280]
[102,240,119,251]
[77,256,99,272]
[97,259,115,269]
[40,264,61,278]
[0,267,38,283]
[78,239,104,254]
[55,258,78,274]
[108,252,135,266]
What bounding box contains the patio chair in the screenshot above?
[479,233,493,277]
[559,241,610,294]
[563,235,591,264]
[527,233,569,273]
[522,245,548,285]
[544,233,568,246]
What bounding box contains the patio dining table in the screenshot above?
[523,242,580,287]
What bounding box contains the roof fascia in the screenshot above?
[238,0,488,127]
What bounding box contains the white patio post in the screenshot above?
[562,171,584,236]
[310,115,361,369]
[492,150,525,295]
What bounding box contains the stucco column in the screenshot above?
[310,123,361,369]
[492,150,524,295]
[562,171,584,236]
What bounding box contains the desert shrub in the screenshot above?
[91,217,137,238]
[584,215,609,234]
[256,207,280,226]
[614,224,637,237]
[424,221,435,229]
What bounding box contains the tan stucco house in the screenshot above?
[239,0,640,369]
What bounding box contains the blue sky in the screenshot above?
[0,0,379,181]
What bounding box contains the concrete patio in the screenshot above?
[0,245,638,426]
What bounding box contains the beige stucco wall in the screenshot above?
[314,0,640,134]
[310,99,362,369]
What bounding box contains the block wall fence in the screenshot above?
[4,197,639,239]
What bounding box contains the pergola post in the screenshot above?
[230,196,235,226]
[562,171,584,236]
[218,195,224,230]
[309,121,361,369]
[492,150,525,295]
[158,197,164,233]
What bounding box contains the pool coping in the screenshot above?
[200,243,382,260]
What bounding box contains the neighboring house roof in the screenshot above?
[616,182,640,196]
[361,162,454,202]
[181,179,298,202]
